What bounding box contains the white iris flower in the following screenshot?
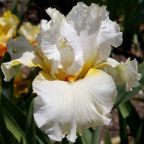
[1,2,141,142]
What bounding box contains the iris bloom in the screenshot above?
[19,22,40,47]
[0,10,19,56]
[1,2,141,142]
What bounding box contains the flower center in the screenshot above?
[64,75,76,82]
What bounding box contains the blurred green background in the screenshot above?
[0,0,144,144]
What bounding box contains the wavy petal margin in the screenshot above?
[37,2,122,78]
[103,58,141,91]
[33,69,116,142]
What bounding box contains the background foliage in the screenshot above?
[0,0,144,144]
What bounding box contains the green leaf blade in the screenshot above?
[104,129,112,144]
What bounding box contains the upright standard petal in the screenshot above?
[38,2,122,79]
[1,36,44,81]
[33,69,116,142]
[66,2,123,70]
[37,9,64,76]
[103,58,141,91]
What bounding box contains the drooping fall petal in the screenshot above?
[33,69,117,142]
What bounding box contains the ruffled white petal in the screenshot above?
[37,9,64,76]
[103,58,141,91]
[38,2,122,78]
[37,30,62,75]
[33,69,116,142]
[46,8,64,24]
[1,36,44,81]
[58,20,84,76]
[66,2,123,67]
[40,20,51,32]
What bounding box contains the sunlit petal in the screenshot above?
[33,68,116,142]
[38,3,122,78]
[37,9,64,75]
[66,2,122,72]
[103,58,141,91]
